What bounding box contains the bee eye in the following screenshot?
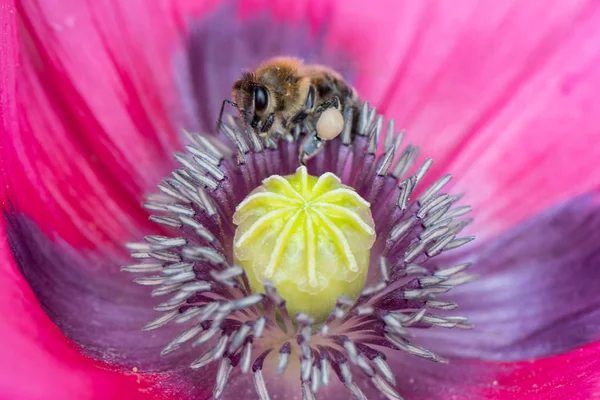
[254,86,269,111]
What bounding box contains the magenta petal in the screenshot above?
[348,0,600,238]
[485,341,600,399]
[10,0,209,247]
[418,193,600,361]
[16,0,193,182]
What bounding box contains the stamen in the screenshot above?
[275,342,291,375]
[241,340,253,373]
[254,369,271,400]
[372,374,403,400]
[213,357,233,398]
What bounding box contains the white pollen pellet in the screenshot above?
[316,108,344,140]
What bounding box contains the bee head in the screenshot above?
[232,73,275,131]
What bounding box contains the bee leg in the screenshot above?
[299,130,325,165]
[332,96,341,110]
[305,86,316,110]
[217,99,238,132]
[291,111,308,124]
[261,113,275,133]
[314,96,341,114]
[291,86,317,125]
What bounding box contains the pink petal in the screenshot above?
[334,0,600,238]
[485,341,600,399]
[378,341,600,399]
[10,0,220,247]
[0,225,176,400]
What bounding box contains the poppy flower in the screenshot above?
[2,0,600,399]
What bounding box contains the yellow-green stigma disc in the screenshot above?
[232,166,376,322]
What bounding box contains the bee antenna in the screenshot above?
[217,99,238,133]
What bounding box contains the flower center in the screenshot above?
[232,166,376,321]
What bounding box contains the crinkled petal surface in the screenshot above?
[358,0,600,239]
[10,0,219,247]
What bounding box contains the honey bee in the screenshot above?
[218,57,360,147]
